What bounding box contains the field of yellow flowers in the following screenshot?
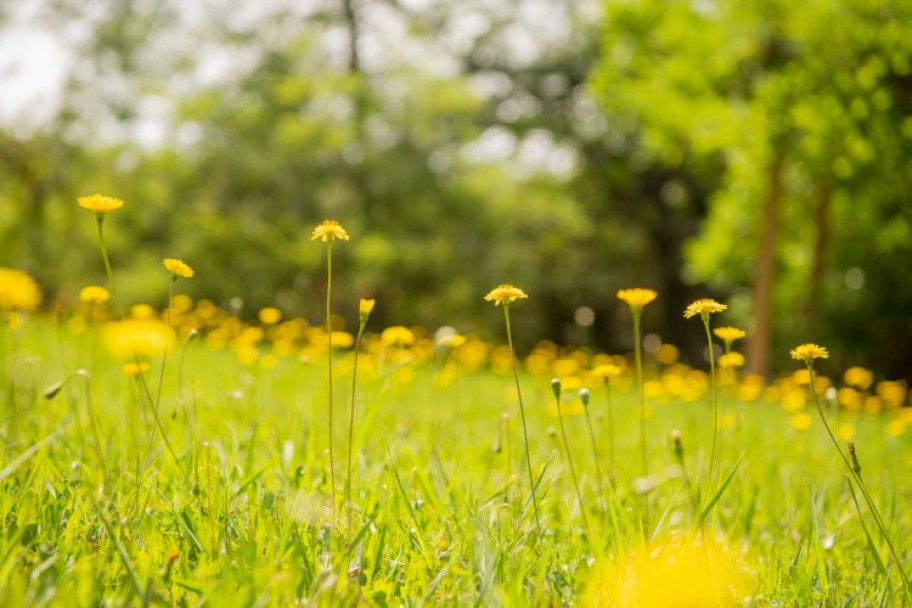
[0,199,910,606]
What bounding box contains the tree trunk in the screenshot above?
[342,0,360,73]
[746,154,783,377]
[806,178,830,328]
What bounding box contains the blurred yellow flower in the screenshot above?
[616,288,657,309]
[684,298,727,319]
[713,326,746,343]
[130,304,157,319]
[77,193,124,213]
[484,284,528,306]
[0,267,42,312]
[843,366,873,390]
[311,219,349,242]
[382,326,416,347]
[592,364,622,379]
[103,318,176,359]
[791,413,813,430]
[886,419,907,438]
[163,258,194,278]
[258,307,283,325]
[124,361,150,376]
[790,343,829,364]
[581,534,749,607]
[719,352,745,368]
[79,285,110,304]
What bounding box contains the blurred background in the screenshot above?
[1,0,911,379]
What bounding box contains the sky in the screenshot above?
[0,9,71,130]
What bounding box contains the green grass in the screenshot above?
[0,319,909,605]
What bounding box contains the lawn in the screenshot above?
[1,300,910,606]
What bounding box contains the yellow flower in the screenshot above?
[79,285,110,304]
[616,288,658,309]
[0,267,42,312]
[103,318,176,359]
[592,364,623,378]
[791,413,813,430]
[719,352,745,368]
[163,258,194,278]
[484,284,528,306]
[684,298,727,319]
[713,326,746,343]
[844,366,873,390]
[382,326,416,347]
[311,219,349,242]
[581,534,749,608]
[258,307,283,325]
[790,343,829,364]
[77,194,124,213]
[359,298,376,315]
[359,298,375,325]
[124,361,150,376]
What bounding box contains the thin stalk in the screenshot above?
[142,277,175,474]
[347,321,366,547]
[702,318,719,486]
[503,305,541,536]
[325,240,336,536]
[555,391,591,538]
[582,395,606,527]
[808,366,911,598]
[604,379,614,477]
[3,315,15,447]
[632,310,650,533]
[95,215,124,321]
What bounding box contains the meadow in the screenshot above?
[1,210,911,607]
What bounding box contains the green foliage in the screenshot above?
[591,0,912,374]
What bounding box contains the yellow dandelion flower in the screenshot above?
[311,219,350,242]
[616,288,658,309]
[258,307,283,325]
[484,284,528,306]
[713,326,746,343]
[791,413,813,430]
[0,267,42,312]
[359,298,375,325]
[124,361,150,376]
[382,325,416,347]
[79,285,110,304]
[163,258,194,278]
[790,343,829,364]
[719,352,745,368]
[77,194,124,213]
[359,298,376,315]
[581,534,749,608]
[684,298,727,319]
[103,318,176,359]
[592,364,623,379]
[844,366,873,390]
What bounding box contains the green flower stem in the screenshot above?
[347,318,366,547]
[632,308,650,534]
[503,304,541,537]
[582,391,607,527]
[604,380,614,477]
[136,277,190,509]
[325,240,336,537]
[96,215,124,321]
[702,316,719,487]
[555,390,591,538]
[807,365,911,597]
